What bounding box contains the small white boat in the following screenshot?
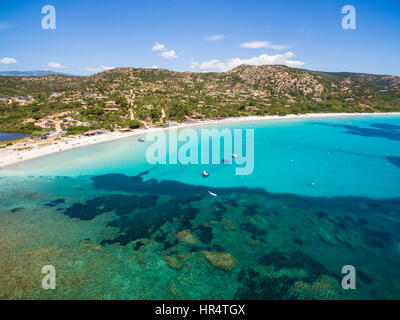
[208,190,218,197]
[232,154,239,159]
[202,170,209,177]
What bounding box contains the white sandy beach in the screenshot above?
[1,112,400,169]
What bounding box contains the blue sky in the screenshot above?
[1,0,400,75]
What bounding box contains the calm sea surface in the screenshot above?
[0,115,399,299]
[0,132,29,142]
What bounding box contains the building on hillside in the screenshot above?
[84,129,107,136]
[50,92,61,98]
[118,128,133,132]
[162,121,178,128]
[15,96,32,104]
[0,95,11,102]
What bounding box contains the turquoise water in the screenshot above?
[0,115,399,299]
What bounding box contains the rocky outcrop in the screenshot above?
[165,256,182,270]
[176,230,198,244]
[202,251,239,271]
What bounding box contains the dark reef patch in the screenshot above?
[189,245,202,253]
[370,123,400,130]
[210,202,227,220]
[235,268,295,300]
[212,244,224,251]
[100,199,200,246]
[11,207,23,213]
[314,211,329,219]
[243,204,261,216]
[294,238,303,245]
[226,198,239,208]
[163,240,179,251]
[90,173,400,216]
[92,173,208,198]
[386,156,400,169]
[361,229,393,249]
[154,232,167,243]
[357,269,373,284]
[259,251,337,282]
[91,173,266,199]
[133,241,145,251]
[60,171,400,252]
[193,225,214,244]
[240,222,266,239]
[312,122,400,142]
[45,198,65,208]
[64,194,158,220]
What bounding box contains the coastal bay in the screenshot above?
[1,112,400,169]
[0,114,399,299]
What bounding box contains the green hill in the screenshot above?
[1,65,399,134]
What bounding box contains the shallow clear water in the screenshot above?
[1,115,399,299]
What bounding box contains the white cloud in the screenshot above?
[266,44,291,50]
[192,52,305,72]
[150,65,158,69]
[152,42,166,51]
[82,65,114,72]
[152,42,179,59]
[99,65,114,70]
[240,41,270,49]
[240,41,290,50]
[205,34,226,42]
[161,50,178,59]
[0,57,17,64]
[48,62,66,69]
[285,60,306,68]
[190,61,199,69]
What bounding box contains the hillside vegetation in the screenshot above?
[0,64,399,134]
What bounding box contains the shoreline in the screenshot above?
[1,112,400,169]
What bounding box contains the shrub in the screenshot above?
[127,120,142,129]
[67,126,89,135]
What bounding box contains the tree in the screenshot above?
[150,107,162,122]
[127,120,142,129]
[83,106,104,116]
[114,95,129,108]
[168,103,191,121]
